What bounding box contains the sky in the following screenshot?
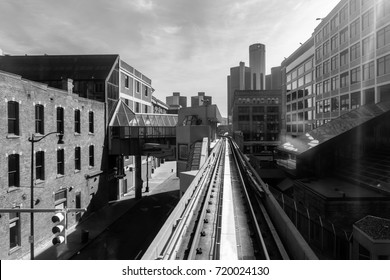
[0,0,340,117]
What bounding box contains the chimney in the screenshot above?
[62,78,74,95]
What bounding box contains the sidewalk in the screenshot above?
[32,160,178,260]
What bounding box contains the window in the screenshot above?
[323,40,330,56]
[305,72,312,84]
[340,72,349,88]
[89,145,94,167]
[339,5,348,22]
[323,79,330,93]
[331,76,339,91]
[316,65,322,78]
[377,54,390,76]
[331,55,339,71]
[144,105,148,113]
[340,94,350,111]
[136,81,140,93]
[8,101,19,135]
[340,27,348,45]
[331,97,339,111]
[57,149,65,175]
[35,104,44,134]
[330,15,339,30]
[125,75,129,88]
[340,49,349,66]
[323,60,330,74]
[377,25,390,49]
[315,47,322,60]
[89,111,94,133]
[351,92,361,109]
[316,101,323,113]
[304,59,313,71]
[362,35,374,56]
[145,86,149,96]
[54,189,67,210]
[322,23,330,38]
[323,99,330,113]
[135,102,140,113]
[362,8,374,31]
[363,61,375,80]
[36,151,45,181]
[316,83,323,95]
[331,34,339,51]
[350,43,361,61]
[315,32,322,44]
[351,67,361,84]
[8,154,20,188]
[377,1,390,19]
[75,147,81,171]
[9,211,21,250]
[56,107,64,134]
[350,19,360,38]
[74,109,81,134]
[349,0,358,14]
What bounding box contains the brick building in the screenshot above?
[232,90,282,155]
[0,70,105,259]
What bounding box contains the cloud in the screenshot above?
[0,0,342,117]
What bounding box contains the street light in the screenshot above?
[28,132,64,260]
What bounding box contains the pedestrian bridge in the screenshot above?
[109,100,178,156]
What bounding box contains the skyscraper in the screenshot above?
[249,43,266,90]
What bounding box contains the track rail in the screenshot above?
[142,137,289,260]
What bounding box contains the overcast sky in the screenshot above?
[0,0,340,117]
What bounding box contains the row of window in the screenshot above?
[237,115,280,122]
[124,75,150,97]
[287,88,313,102]
[7,102,94,136]
[315,55,389,94]
[315,0,388,44]
[237,106,279,114]
[287,98,315,113]
[286,111,315,123]
[236,97,280,104]
[315,92,361,114]
[8,146,95,188]
[286,59,313,83]
[316,22,390,63]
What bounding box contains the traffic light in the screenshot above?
[51,211,67,245]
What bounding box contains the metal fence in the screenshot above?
[270,187,351,259]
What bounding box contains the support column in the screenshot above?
[135,154,143,199]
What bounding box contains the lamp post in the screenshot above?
[28,132,64,260]
[145,153,150,193]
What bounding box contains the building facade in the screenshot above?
[313,0,390,125]
[190,92,212,107]
[232,90,282,154]
[282,37,316,137]
[119,60,153,114]
[227,62,251,123]
[152,96,168,114]
[0,70,105,260]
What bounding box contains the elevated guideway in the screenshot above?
[142,137,317,260]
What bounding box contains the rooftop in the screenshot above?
[296,177,388,200]
[355,216,390,240]
[0,54,119,81]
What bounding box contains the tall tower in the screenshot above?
[249,43,266,90]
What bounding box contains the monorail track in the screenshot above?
[142,137,289,260]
